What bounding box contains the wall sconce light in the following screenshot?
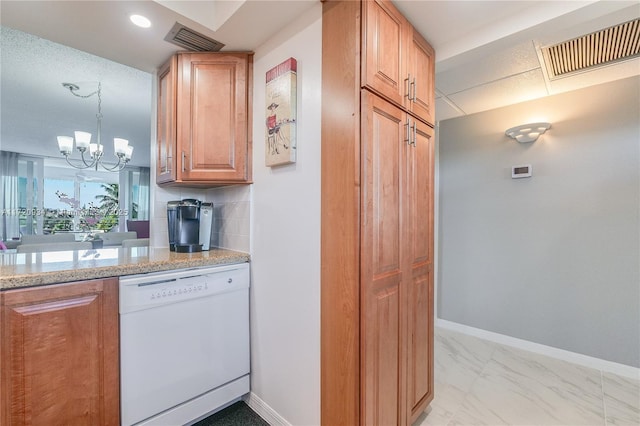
[505,122,551,143]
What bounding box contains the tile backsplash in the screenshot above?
[149,184,250,253]
[207,185,251,253]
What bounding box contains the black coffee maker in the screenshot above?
[167,199,202,253]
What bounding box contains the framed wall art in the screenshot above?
[265,57,297,167]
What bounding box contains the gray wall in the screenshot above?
[438,76,640,367]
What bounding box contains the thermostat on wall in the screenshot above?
[512,164,532,179]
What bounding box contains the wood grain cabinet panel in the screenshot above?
[0,279,119,426]
[407,30,436,125]
[362,0,435,126]
[362,0,407,107]
[157,52,253,186]
[322,1,435,425]
[361,92,405,426]
[405,120,435,423]
[157,56,177,184]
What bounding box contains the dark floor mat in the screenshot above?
[193,401,270,426]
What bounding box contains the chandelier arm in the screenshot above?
[98,156,125,172]
[63,155,91,170]
[80,150,98,168]
[68,89,99,99]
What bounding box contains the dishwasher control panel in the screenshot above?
[149,281,209,301]
[119,263,249,314]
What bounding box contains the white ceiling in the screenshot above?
[1,0,639,167]
[395,0,640,121]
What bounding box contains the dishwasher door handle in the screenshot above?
[137,278,177,287]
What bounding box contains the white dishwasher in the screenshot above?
[119,262,250,426]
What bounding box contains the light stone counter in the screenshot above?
[0,247,250,290]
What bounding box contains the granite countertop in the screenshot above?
[0,247,250,290]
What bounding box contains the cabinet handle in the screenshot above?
[411,78,417,102]
[181,151,186,172]
[405,118,411,145]
[412,122,417,146]
[404,73,412,99]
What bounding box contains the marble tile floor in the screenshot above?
[416,327,640,426]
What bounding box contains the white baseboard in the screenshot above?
[243,392,291,426]
[436,319,640,380]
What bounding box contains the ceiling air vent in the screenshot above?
[541,18,640,79]
[164,22,225,52]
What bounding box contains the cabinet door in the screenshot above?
[178,53,251,182]
[157,56,177,184]
[407,30,435,125]
[1,279,119,426]
[360,91,407,426]
[405,119,434,423]
[362,0,408,108]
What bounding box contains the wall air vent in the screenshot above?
[541,18,640,79]
[164,22,225,52]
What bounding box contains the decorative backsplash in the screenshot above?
[209,186,250,253]
[149,184,250,253]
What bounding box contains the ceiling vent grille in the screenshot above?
[541,18,640,79]
[164,22,225,52]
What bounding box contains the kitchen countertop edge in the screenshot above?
[0,248,250,290]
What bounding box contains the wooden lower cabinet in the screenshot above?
[361,92,405,426]
[0,278,119,426]
[360,92,434,426]
[406,119,435,424]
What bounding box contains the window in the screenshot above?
[17,155,43,236]
[1,152,149,238]
[43,178,74,233]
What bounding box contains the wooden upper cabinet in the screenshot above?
[362,0,435,126]
[362,0,407,107]
[1,278,119,426]
[157,52,253,186]
[407,30,436,125]
[157,56,177,184]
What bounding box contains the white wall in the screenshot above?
[438,76,640,368]
[248,4,322,424]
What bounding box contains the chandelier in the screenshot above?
[57,82,133,172]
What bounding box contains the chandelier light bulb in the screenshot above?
[125,145,134,161]
[114,138,129,155]
[57,136,74,154]
[74,131,92,150]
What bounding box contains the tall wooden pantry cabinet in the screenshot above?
[321,1,435,425]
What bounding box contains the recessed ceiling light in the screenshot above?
[130,14,151,29]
